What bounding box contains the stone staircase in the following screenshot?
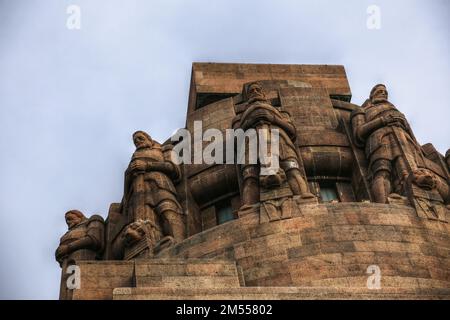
[133,259,244,289]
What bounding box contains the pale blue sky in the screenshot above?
[0,0,448,299]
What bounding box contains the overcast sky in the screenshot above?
[0,0,448,299]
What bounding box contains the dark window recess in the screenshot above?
[215,199,234,225]
[319,181,339,202]
[196,93,236,109]
[329,94,352,102]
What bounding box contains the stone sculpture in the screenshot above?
[233,81,314,214]
[55,210,104,266]
[122,131,185,243]
[351,84,429,203]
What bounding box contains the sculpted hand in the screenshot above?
[252,109,273,122]
[393,116,407,128]
[383,115,396,124]
[384,115,407,128]
[246,110,274,128]
[129,160,147,172]
[240,119,253,130]
[55,245,69,259]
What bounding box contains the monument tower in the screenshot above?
[56,63,450,300]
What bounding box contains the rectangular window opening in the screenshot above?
[215,199,234,225]
[318,181,339,203]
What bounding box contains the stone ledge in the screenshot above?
[113,286,450,300]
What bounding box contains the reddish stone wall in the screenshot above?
[188,63,351,114]
[159,203,450,289]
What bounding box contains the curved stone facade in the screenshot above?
[159,203,450,289]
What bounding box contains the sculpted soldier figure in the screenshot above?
[351,84,426,203]
[55,210,105,266]
[233,82,314,208]
[122,131,185,242]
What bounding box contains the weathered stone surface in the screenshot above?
[156,203,450,291]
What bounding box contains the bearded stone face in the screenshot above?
[133,132,152,149]
[65,212,83,229]
[371,85,388,104]
[247,83,266,102]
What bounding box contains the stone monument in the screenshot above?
[55,63,450,300]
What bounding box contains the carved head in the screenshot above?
[123,221,146,246]
[260,169,286,189]
[133,131,153,150]
[370,84,388,104]
[412,168,437,191]
[64,210,86,229]
[245,82,267,103]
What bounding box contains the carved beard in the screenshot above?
[371,95,388,104]
[247,93,267,104]
[135,140,153,150]
[67,219,82,229]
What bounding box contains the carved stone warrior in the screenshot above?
[122,131,185,243]
[234,82,314,208]
[351,84,427,203]
[55,210,105,266]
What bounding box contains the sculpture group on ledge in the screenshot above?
[56,81,450,268]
